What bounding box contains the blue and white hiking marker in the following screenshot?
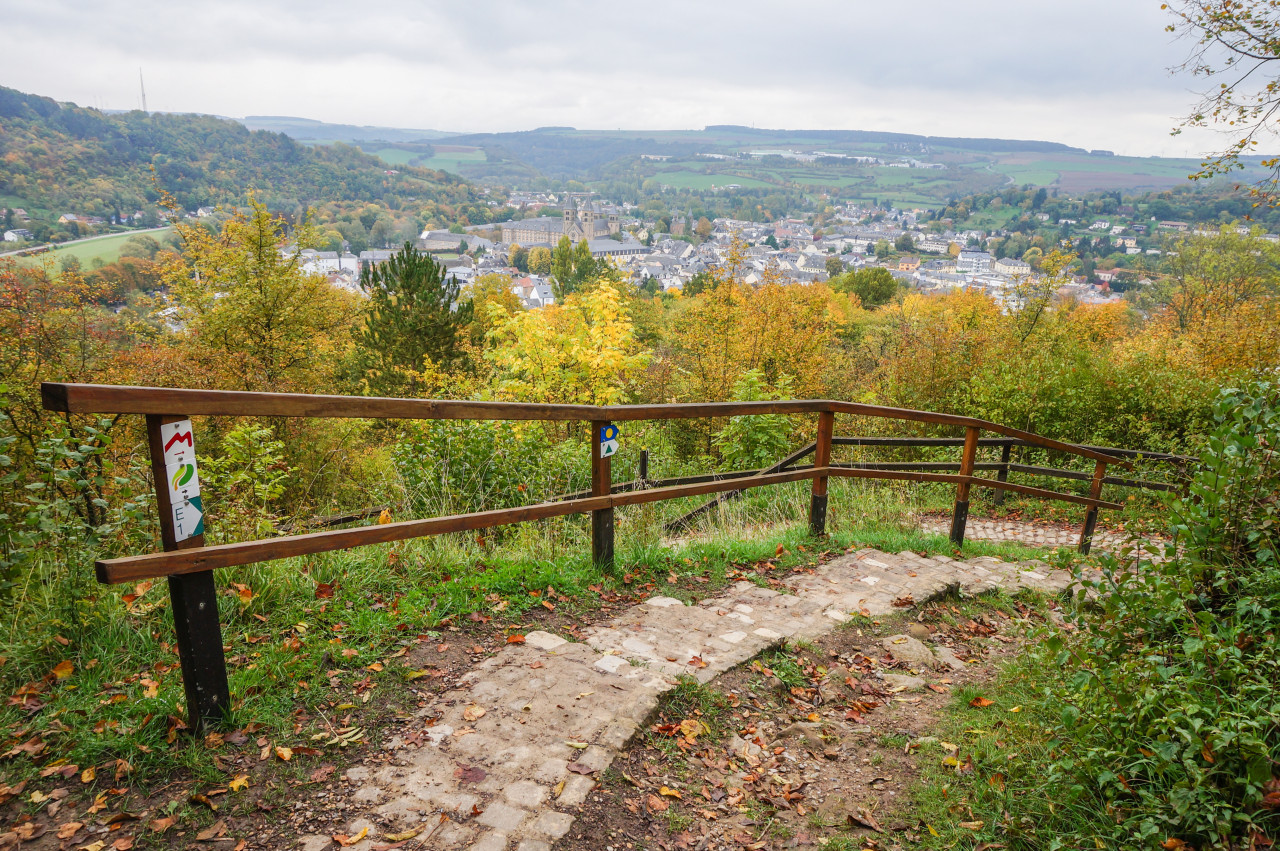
[599,424,619,459]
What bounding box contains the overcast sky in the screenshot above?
[0,0,1239,158]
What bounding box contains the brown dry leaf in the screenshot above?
[148,817,175,834]
[311,765,336,782]
[959,820,985,830]
[453,765,486,783]
[847,806,884,833]
[647,794,669,812]
[334,826,370,846]
[341,648,358,659]
[274,746,292,762]
[189,792,217,811]
[1160,841,1187,850]
[658,786,682,798]
[52,660,74,680]
[57,822,85,840]
[506,635,525,644]
[462,705,486,722]
[969,696,995,708]
[78,842,106,851]
[775,544,786,556]
[687,656,707,669]
[195,820,227,841]
[112,838,134,851]
[366,662,384,672]
[315,583,335,600]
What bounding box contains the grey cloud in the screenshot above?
[0,0,1227,156]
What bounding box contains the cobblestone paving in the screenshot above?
[917,515,1157,554]
[298,548,1072,851]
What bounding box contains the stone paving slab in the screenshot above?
[297,546,1073,850]
[917,516,1162,555]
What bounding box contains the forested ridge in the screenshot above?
[0,86,482,234]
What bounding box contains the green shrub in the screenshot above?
[1032,378,1280,848]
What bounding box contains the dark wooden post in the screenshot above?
[993,441,1012,506]
[1078,460,1107,554]
[146,414,230,733]
[809,410,835,537]
[950,426,981,547]
[638,448,649,487]
[591,420,615,570]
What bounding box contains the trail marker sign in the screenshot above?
[600,424,619,459]
[160,419,203,541]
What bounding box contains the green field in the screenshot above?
[14,228,172,269]
[364,147,418,166]
[416,149,487,173]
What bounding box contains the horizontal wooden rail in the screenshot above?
[42,383,1129,468]
[97,468,827,583]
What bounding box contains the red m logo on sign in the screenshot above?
[164,430,193,452]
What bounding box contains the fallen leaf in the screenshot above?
[148,817,175,833]
[377,509,392,524]
[506,635,525,644]
[659,786,682,798]
[776,544,786,556]
[274,746,292,762]
[959,820,985,830]
[52,660,74,680]
[1160,841,1187,850]
[228,774,249,792]
[195,820,226,841]
[647,794,669,812]
[969,696,994,708]
[847,807,884,833]
[315,583,335,600]
[58,822,85,840]
[383,829,419,841]
[688,656,707,669]
[334,826,370,846]
[112,838,134,850]
[462,705,486,722]
[567,762,595,776]
[78,842,106,851]
[453,765,486,783]
[565,741,588,749]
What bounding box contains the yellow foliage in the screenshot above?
[484,282,650,406]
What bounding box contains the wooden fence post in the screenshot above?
[809,411,835,537]
[950,427,981,547]
[993,441,1012,505]
[591,420,615,570]
[146,414,230,734]
[1078,460,1107,554]
[638,448,649,486]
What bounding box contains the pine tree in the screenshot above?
[355,241,473,395]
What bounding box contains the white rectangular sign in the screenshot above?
[159,419,203,541]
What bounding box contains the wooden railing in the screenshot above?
[653,436,1190,535]
[41,382,1131,731]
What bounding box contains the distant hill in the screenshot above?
[241,115,455,143]
[0,86,481,239]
